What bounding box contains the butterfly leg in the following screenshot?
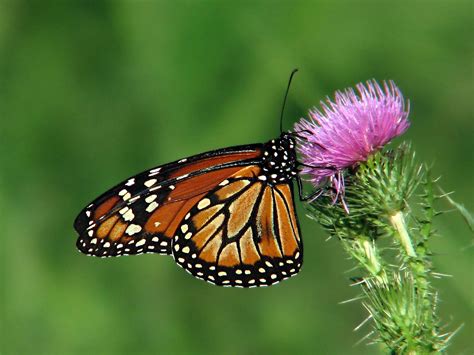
[296,176,324,202]
[297,162,337,170]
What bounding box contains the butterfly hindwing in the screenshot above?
[172,166,303,287]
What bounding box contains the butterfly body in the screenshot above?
[260,136,298,184]
[74,133,302,288]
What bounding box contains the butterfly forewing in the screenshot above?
[74,146,263,258]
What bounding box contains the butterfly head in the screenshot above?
[261,134,298,184]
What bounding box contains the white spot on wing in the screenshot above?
[144,179,157,187]
[146,201,159,212]
[125,224,142,236]
[197,198,211,210]
[145,194,157,203]
[122,209,135,221]
[119,206,129,215]
[149,167,161,176]
[129,196,140,203]
[125,178,135,186]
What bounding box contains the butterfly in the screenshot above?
[74,70,315,288]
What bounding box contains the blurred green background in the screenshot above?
[1,1,472,354]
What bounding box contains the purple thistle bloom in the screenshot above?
[294,80,410,209]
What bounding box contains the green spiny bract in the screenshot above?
[305,143,452,353]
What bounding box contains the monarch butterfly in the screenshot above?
[74,70,316,288]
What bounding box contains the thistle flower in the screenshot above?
[300,80,463,352]
[294,80,410,204]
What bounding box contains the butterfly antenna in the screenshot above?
[280,68,299,134]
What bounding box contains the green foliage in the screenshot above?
[439,187,474,233]
[307,144,453,353]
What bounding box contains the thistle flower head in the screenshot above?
[294,80,410,203]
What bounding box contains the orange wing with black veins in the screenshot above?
[74,147,262,258]
[172,166,303,288]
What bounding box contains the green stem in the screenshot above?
[389,210,438,353]
[389,211,430,296]
[359,238,388,284]
[390,211,416,257]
